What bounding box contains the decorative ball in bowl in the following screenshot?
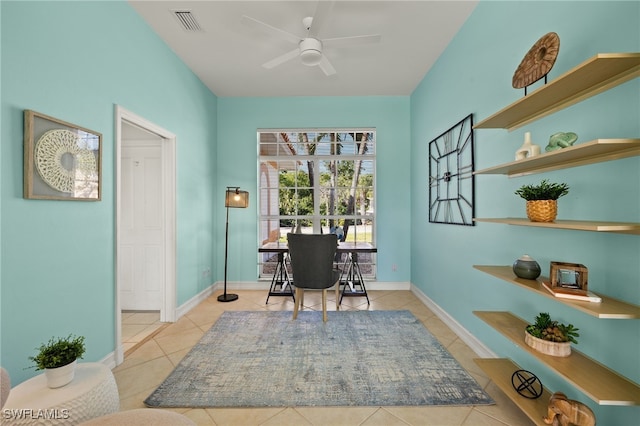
[513,255,541,280]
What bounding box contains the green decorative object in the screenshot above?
[526,312,579,344]
[545,132,578,152]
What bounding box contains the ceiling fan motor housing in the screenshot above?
[299,38,323,66]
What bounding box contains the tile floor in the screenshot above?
[121,310,166,356]
[113,290,533,425]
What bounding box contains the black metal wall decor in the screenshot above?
[511,369,544,399]
[428,114,475,226]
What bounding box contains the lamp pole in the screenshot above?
[218,188,240,302]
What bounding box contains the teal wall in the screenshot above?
[216,97,411,284]
[2,1,638,422]
[1,1,217,383]
[410,1,639,423]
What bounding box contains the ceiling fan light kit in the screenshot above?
[299,38,323,66]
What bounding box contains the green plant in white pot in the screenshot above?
[28,334,85,388]
[525,312,579,357]
[514,179,569,222]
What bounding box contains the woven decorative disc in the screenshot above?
[512,32,560,89]
[34,129,97,193]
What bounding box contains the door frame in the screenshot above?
[114,105,176,365]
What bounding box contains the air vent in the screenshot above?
[172,10,202,32]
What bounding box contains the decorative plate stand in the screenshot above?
[512,32,560,94]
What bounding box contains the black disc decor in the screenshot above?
[511,369,544,399]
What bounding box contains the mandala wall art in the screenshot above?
[24,110,102,200]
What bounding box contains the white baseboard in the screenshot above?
[99,351,117,370]
[176,284,216,318]
[214,280,411,291]
[410,284,496,358]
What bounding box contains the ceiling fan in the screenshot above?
[240,2,381,76]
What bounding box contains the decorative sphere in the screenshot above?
[513,255,541,280]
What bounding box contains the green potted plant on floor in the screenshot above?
[525,312,579,357]
[515,179,569,222]
[28,334,86,388]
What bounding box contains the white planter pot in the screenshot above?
[525,332,571,357]
[44,359,77,388]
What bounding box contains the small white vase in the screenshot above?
[44,359,77,388]
[515,132,541,160]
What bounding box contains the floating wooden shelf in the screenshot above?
[474,53,640,131]
[474,139,640,177]
[473,218,640,235]
[474,358,551,426]
[474,311,640,405]
[473,265,640,319]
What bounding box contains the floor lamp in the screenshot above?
[218,187,249,302]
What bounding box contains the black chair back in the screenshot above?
[287,233,338,290]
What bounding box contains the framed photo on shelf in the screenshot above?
[24,110,102,201]
[549,261,588,291]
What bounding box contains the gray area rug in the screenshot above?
[144,310,494,408]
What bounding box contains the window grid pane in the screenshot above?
[258,129,376,279]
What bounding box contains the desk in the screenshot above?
[259,241,376,305]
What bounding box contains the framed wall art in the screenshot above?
[24,110,102,201]
[428,114,475,225]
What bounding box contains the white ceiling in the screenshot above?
[128,1,478,97]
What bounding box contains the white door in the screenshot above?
[120,140,164,310]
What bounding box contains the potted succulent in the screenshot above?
[28,334,86,388]
[525,312,579,357]
[514,179,569,222]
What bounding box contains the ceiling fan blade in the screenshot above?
[323,34,382,48]
[262,48,300,69]
[318,55,336,76]
[240,15,301,45]
[307,1,335,38]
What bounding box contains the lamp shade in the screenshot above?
[225,188,249,208]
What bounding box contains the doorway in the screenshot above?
[115,106,176,365]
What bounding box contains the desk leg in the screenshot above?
[265,253,295,303]
[338,252,370,305]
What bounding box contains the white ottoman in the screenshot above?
[3,363,119,425]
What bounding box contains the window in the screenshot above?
[258,129,376,278]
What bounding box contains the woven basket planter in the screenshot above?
[525,331,571,357]
[526,200,557,222]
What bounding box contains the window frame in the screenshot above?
[258,128,376,279]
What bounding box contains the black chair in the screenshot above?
[287,233,340,322]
